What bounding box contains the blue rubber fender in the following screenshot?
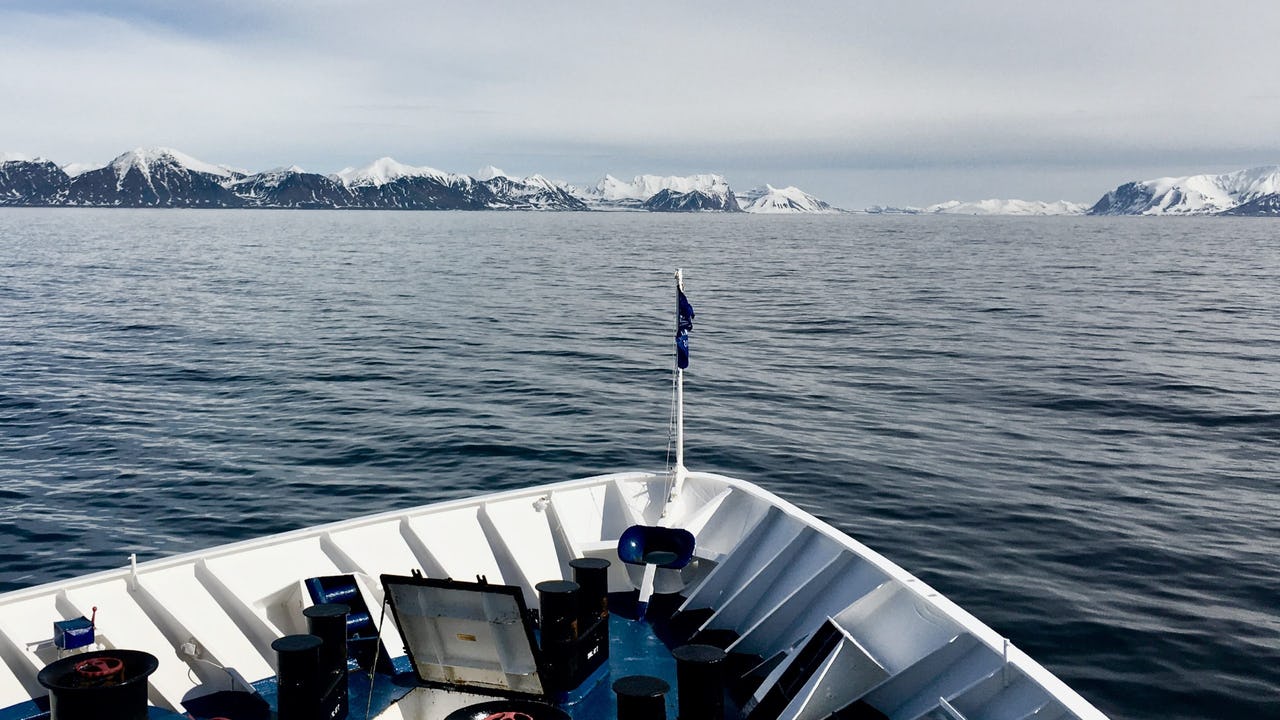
[617,525,695,569]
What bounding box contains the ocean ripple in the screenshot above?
[0,210,1277,719]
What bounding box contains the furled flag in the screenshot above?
[676,287,695,369]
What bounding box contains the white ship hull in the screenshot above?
[0,471,1108,720]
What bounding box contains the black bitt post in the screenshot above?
[272,634,322,720]
[536,579,580,693]
[304,603,350,720]
[569,557,611,683]
[537,579,580,644]
[37,649,159,720]
[569,557,610,625]
[613,675,670,720]
[674,643,727,720]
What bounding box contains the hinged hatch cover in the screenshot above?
[381,574,546,699]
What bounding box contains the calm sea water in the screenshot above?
[1,209,1277,719]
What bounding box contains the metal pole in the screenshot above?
[672,269,687,502]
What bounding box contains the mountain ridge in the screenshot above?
[4,147,1278,215]
[0,147,801,212]
[1089,166,1280,216]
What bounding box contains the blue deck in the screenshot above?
[563,613,681,719]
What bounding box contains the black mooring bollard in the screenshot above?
[536,580,580,644]
[271,634,323,720]
[304,602,350,720]
[37,649,158,720]
[537,579,581,694]
[674,643,727,720]
[613,674,670,720]
[569,557,611,625]
[303,603,350,682]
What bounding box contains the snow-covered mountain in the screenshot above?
[478,174,588,210]
[1221,193,1280,216]
[337,158,480,209]
[334,157,459,188]
[329,157,587,210]
[111,147,239,180]
[642,188,742,212]
[590,173,843,213]
[10,146,1278,216]
[2,148,788,213]
[0,148,592,210]
[65,147,245,207]
[1090,166,1280,215]
[925,199,1088,216]
[229,167,358,209]
[863,205,923,214]
[61,162,98,178]
[590,173,730,201]
[2,148,246,207]
[737,185,838,213]
[860,200,1084,215]
[586,173,738,210]
[0,156,68,205]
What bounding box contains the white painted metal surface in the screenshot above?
[0,471,1108,720]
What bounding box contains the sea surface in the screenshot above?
[0,209,1277,719]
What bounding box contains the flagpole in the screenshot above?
[671,268,687,503]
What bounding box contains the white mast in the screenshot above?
[671,268,688,503]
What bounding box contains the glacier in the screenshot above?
[926,199,1088,216]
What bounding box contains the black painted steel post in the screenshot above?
[536,579,580,693]
[304,603,350,720]
[613,674,670,720]
[569,557,610,625]
[272,634,322,720]
[303,603,349,681]
[674,643,727,720]
[537,580,580,642]
[37,649,159,720]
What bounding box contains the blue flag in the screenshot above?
[676,288,695,369]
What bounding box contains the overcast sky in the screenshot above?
[3,1,1279,207]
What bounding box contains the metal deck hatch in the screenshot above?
[380,574,547,699]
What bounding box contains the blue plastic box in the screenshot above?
[53,617,94,650]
